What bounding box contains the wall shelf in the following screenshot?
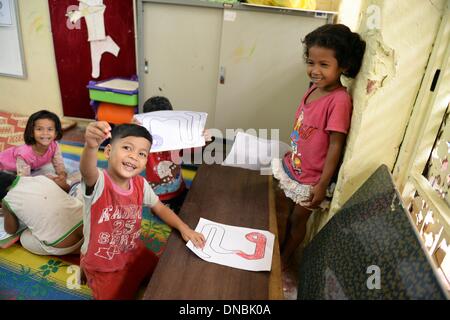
[141,0,338,20]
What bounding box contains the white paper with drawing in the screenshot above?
[134,111,207,152]
[186,218,275,272]
[222,131,291,173]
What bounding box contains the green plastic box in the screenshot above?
[87,78,139,106]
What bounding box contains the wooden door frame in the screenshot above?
[393,2,450,194]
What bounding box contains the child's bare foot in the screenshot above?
[282,269,298,300]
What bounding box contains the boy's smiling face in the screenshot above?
[104,136,151,186]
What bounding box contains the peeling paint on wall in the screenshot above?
[362,29,396,97]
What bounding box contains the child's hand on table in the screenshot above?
[181,226,206,249]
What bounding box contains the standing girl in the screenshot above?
[0,110,69,190]
[272,24,366,267]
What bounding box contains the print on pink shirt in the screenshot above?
[290,109,305,174]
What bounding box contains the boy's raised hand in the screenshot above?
[131,116,142,125]
[85,121,111,149]
[203,129,213,142]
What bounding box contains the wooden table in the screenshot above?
[143,164,283,300]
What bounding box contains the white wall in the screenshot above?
[0,0,63,117]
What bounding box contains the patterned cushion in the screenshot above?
[0,111,28,151]
[0,111,77,152]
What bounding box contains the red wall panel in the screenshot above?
[48,0,136,119]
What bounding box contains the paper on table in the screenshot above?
[222,131,291,173]
[134,111,207,152]
[186,218,274,272]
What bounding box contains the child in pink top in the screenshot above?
[271,24,366,268]
[0,110,69,191]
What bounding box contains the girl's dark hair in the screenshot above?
[303,24,366,78]
[143,96,173,113]
[110,123,153,146]
[0,171,17,202]
[24,110,63,145]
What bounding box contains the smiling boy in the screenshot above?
[79,121,205,299]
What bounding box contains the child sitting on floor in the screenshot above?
[0,171,84,255]
[79,121,205,299]
[0,110,69,191]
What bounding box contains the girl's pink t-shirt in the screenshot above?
[283,85,353,185]
[0,140,58,172]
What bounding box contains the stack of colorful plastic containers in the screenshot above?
[87,77,139,124]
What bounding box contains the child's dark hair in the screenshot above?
[303,24,366,78]
[0,171,16,202]
[24,110,63,145]
[110,123,153,146]
[143,96,173,113]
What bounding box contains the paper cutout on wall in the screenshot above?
[90,36,120,78]
[79,0,106,41]
[66,1,105,38]
[66,5,82,30]
[65,0,120,78]
[186,218,275,272]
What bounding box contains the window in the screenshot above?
[404,106,450,291]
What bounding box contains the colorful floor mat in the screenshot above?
[0,244,91,300]
[0,142,196,300]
